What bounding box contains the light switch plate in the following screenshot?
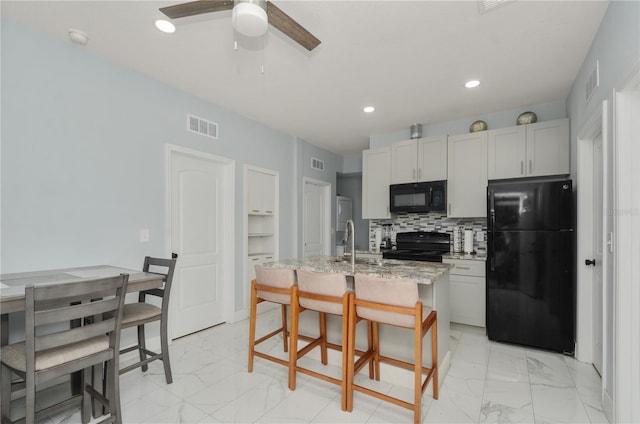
[476,231,484,242]
[139,228,150,243]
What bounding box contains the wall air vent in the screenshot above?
[311,157,324,171]
[586,60,599,103]
[187,114,218,139]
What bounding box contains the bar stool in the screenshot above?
[248,266,297,371]
[288,270,352,410]
[347,274,438,424]
[119,254,177,384]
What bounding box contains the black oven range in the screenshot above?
[382,231,451,262]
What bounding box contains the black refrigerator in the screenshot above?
[486,179,575,354]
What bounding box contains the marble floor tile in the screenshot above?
[480,380,534,423]
[5,316,608,423]
[530,384,591,423]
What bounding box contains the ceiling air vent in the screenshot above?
[311,157,324,171]
[187,114,218,139]
[586,60,599,103]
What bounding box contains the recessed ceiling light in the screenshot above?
[363,106,375,113]
[155,19,176,34]
[465,80,480,88]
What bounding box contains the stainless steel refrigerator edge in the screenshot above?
[486,179,575,354]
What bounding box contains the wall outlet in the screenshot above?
[476,231,484,242]
[139,228,150,243]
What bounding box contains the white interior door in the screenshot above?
[592,133,604,375]
[170,149,229,338]
[303,179,329,257]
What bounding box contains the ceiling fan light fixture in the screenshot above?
[155,19,176,34]
[232,1,268,37]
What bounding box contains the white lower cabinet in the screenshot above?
[443,258,486,327]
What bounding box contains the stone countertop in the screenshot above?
[263,256,451,285]
[442,252,487,261]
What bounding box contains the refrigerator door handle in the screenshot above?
[488,189,496,271]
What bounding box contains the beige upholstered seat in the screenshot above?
[288,270,352,410]
[347,274,438,424]
[1,336,109,372]
[119,254,177,385]
[121,303,160,325]
[248,266,297,371]
[0,275,129,424]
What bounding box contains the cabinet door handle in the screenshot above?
[418,168,422,180]
[448,203,451,215]
[412,169,416,180]
[252,209,260,213]
[265,210,273,214]
[520,160,524,175]
[265,256,273,260]
[251,258,259,261]
[457,266,471,270]
[529,159,533,174]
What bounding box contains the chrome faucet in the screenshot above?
[345,219,355,273]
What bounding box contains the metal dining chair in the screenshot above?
[346,273,438,424]
[118,254,177,384]
[0,274,129,424]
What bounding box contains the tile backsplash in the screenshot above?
[369,212,487,253]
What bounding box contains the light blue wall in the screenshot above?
[0,18,342,315]
[566,0,639,411]
[369,99,567,148]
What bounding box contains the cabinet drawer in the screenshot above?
[444,259,485,277]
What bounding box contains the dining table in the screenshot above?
[0,264,165,417]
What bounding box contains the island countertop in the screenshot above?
[262,256,451,285]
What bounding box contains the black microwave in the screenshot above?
[389,181,447,213]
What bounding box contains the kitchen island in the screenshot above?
[263,256,451,389]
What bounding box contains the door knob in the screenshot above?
[585,259,596,266]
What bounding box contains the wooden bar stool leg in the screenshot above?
[319,312,328,365]
[248,280,258,373]
[288,287,300,390]
[414,306,423,424]
[432,315,439,400]
[281,304,289,353]
[160,317,173,384]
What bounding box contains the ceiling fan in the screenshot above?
[159,0,321,51]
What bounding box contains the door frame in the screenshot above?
[301,177,331,257]
[613,60,640,424]
[576,100,607,365]
[165,144,236,336]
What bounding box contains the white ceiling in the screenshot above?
[2,0,609,155]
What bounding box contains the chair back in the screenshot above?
[24,274,129,381]
[141,253,178,313]
[296,270,348,315]
[254,266,296,304]
[353,274,420,328]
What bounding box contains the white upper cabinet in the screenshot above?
[362,147,391,219]
[391,139,417,183]
[526,118,570,177]
[391,136,447,183]
[418,136,448,182]
[447,132,488,218]
[247,169,276,214]
[488,118,569,180]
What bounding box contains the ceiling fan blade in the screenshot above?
[160,0,234,19]
[266,1,321,51]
